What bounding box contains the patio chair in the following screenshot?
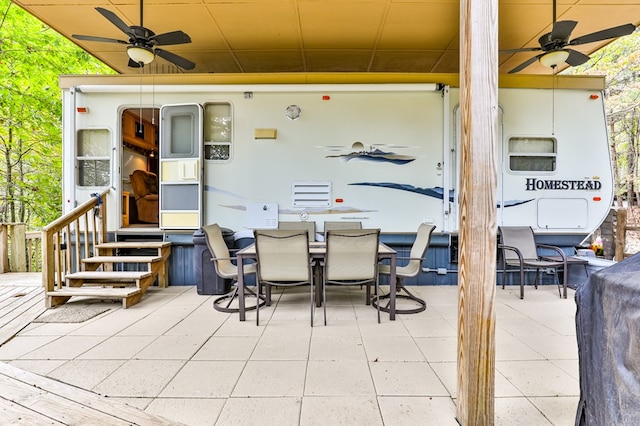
[323,228,381,323]
[278,221,317,241]
[376,223,435,314]
[254,229,315,326]
[323,221,362,240]
[498,226,567,299]
[202,223,264,313]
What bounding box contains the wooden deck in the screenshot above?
[0,273,182,425]
[0,362,183,425]
[0,273,45,346]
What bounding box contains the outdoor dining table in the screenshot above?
[235,241,398,321]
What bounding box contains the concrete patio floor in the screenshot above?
[0,283,579,425]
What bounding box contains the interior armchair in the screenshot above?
[129,170,159,224]
[498,226,568,299]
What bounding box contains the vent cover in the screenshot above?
[292,181,332,207]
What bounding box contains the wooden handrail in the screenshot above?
[41,190,109,291]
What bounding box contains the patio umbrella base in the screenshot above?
[372,286,426,315]
[213,285,266,313]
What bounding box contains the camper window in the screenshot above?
[508,137,556,172]
[204,102,232,162]
[77,129,110,186]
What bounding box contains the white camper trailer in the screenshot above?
[60,74,613,285]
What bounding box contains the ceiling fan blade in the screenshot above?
[151,30,192,46]
[508,55,541,74]
[549,20,578,42]
[95,7,134,37]
[499,46,541,54]
[155,48,196,70]
[570,23,636,46]
[72,34,128,44]
[565,49,591,66]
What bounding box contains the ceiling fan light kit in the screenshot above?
[72,0,195,70]
[502,0,635,74]
[127,45,155,65]
[539,50,569,68]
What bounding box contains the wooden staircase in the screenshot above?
[45,241,171,309]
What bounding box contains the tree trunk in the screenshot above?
[4,127,16,223]
[625,115,637,206]
[609,121,623,207]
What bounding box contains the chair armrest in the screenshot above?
[210,256,236,262]
[536,244,567,261]
[498,244,524,262]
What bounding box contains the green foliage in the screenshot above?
[566,29,640,203]
[0,0,114,228]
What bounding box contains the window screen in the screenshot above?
[204,102,232,162]
[77,129,110,186]
[508,137,556,172]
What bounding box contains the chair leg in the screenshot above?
[365,279,371,305]
[322,279,327,326]
[554,269,562,298]
[213,283,266,314]
[310,280,314,327]
[519,264,524,299]
[372,277,426,315]
[375,279,380,324]
[256,281,260,326]
[265,284,272,306]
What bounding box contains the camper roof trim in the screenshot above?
[58,73,605,91]
[69,83,440,94]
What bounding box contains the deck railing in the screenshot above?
[41,190,109,292]
[0,223,42,273]
[613,208,640,261]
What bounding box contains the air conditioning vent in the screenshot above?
[292,181,332,207]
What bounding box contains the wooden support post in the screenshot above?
[457,0,498,424]
[10,223,27,272]
[615,208,627,262]
[0,224,8,273]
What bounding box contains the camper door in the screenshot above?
[159,104,203,229]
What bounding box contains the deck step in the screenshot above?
[95,241,171,250]
[65,271,151,284]
[46,287,142,309]
[82,255,162,265]
[47,287,140,297]
[94,242,171,289]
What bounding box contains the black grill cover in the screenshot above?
[575,253,640,425]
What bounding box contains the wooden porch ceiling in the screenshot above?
[12,0,640,75]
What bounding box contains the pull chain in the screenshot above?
[551,66,557,135]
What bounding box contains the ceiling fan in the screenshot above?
[501,0,635,74]
[72,0,195,70]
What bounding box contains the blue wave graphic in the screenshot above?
[349,182,533,208]
[326,148,415,165]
